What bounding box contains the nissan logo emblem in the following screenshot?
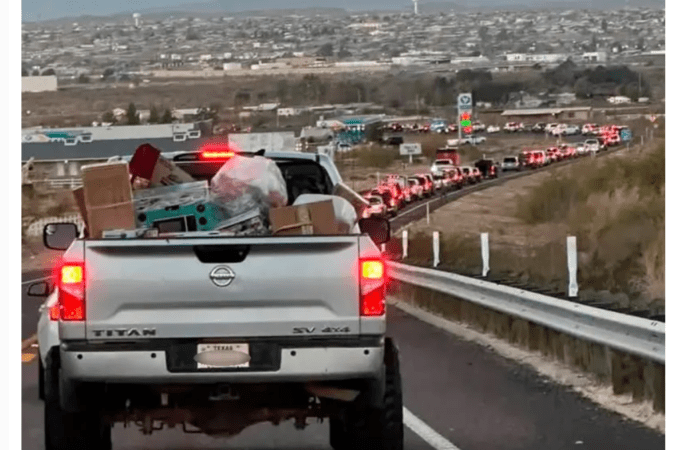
[209,266,235,287]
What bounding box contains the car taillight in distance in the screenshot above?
[360,258,386,316]
[58,262,85,321]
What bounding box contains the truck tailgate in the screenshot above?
[83,236,361,340]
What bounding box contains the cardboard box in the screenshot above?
[129,143,195,187]
[81,161,136,238]
[72,187,88,228]
[269,200,338,236]
[333,182,370,219]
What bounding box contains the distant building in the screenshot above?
[334,61,381,67]
[555,93,577,106]
[581,52,608,63]
[607,96,632,104]
[334,115,385,145]
[300,126,336,144]
[278,108,304,117]
[22,75,57,93]
[450,56,491,65]
[501,107,592,123]
[505,53,568,63]
[250,62,288,70]
[277,56,318,67]
[223,62,243,71]
[257,103,279,111]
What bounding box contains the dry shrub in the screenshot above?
[417,134,450,159]
[459,145,483,163]
[636,228,665,301]
[350,145,399,169]
[513,142,665,303]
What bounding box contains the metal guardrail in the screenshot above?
[388,261,665,364]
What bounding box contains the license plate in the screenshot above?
[196,343,250,369]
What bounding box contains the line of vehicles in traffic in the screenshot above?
[359,149,499,219]
[385,120,630,140]
[504,132,623,171]
[359,123,627,219]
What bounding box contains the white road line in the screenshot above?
[21,276,50,285]
[404,407,463,450]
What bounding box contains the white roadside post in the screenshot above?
[432,231,440,268]
[481,232,490,277]
[426,202,430,225]
[402,229,408,259]
[567,236,578,298]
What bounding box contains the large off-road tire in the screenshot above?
[331,338,404,450]
[329,415,347,450]
[44,365,111,450]
[38,358,45,401]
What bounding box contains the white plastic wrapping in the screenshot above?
[294,194,358,234]
[210,155,288,217]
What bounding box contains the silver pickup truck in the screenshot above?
[35,150,402,450]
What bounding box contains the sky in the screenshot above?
[22,0,659,23]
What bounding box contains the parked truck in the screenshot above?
[435,147,461,166]
[33,150,403,450]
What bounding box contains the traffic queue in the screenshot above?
[357,121,629,219]
[358,155,500,219]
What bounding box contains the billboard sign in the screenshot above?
[399,143,422,155]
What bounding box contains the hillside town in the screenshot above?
[22,6,664,81]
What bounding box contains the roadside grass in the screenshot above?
[400,140,665,310]
[512,142,664,303]
[348,144,400,169]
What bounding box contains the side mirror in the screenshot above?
[44,223,78,250]
[27,281,51,297]
[359,217,391,246]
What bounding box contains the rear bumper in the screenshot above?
[59,336,384,384]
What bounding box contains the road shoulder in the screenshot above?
[388,297,665,434]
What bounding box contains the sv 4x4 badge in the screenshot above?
[293,327,351,334]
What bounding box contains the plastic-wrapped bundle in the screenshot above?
[210,155,288,217]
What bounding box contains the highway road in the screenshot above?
[20,142,662,449]
[21,273,663,450]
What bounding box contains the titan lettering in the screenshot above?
[92,328,156,337]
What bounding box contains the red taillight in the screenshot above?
[199,141,238,160]
[360,259,385,316]
[202,151,235,159]
[59,263,85,321]
[49,304,60,321]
